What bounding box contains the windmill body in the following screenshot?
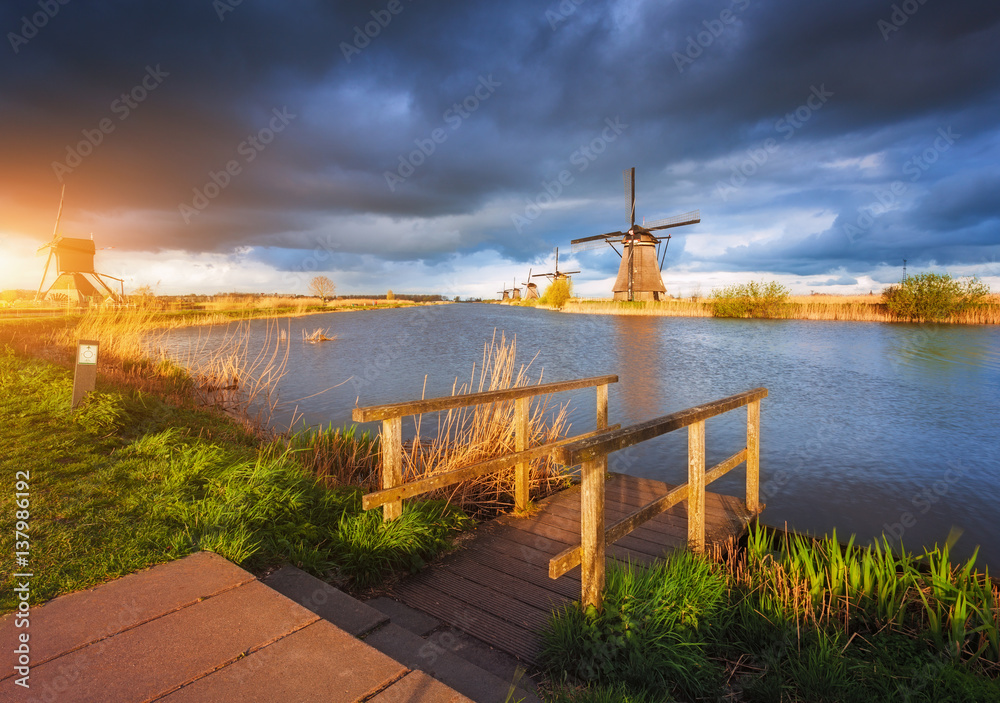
[521,268,539,299]
[572,168,699,302]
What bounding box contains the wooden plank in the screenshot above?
[606,483,690,546]
[390,581,540,663]
[445,558,570,612]
[382,417,402,521]
[580,459,605,609]
[554,387,768,465]
[514,397,529,511]
[361,425,620,510]
[688,420,706,553]
[353,374,619,422]
[704,448,747,486]
[747,399,761,513]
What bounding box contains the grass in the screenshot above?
[540,525,1000,702]
[0,349,470,612]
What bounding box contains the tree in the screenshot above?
[882,273,990,321]
[541,278,572,309]
[308,276,336,303]
[131,284,157,308]
[386,289,395,301]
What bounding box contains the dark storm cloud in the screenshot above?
[2,0,999,281]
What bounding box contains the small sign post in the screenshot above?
[72,340,99,409]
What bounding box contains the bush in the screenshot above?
[542,279,572,308]
[709,280,790,318]
[882,273,990,321]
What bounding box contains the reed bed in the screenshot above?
[564,295,1000,323]
[542,524,1000,701]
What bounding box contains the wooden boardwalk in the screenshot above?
[391,472,757,664]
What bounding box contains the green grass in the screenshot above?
[0,348,470,612]
[540,525,1000,702]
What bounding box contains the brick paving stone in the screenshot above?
[156,620,408,703]
[0,581,317,703]
[264,566,388,637]
[370,671,475,703]
[0,552,253,678]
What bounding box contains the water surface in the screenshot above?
[162,304,1000,566]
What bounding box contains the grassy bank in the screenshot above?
[0,350,471,612]
[541,526,1000,702]
[563,293,1000,324]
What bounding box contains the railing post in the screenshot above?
[746,399,760,513]
[382,417,403,521]
[514,397,530,512]
[687,420,705,553]
[580,458,605,611]
[596,383,608,431]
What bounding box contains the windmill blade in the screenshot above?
[623,168,635,228]
[646,209,701,231]
[571,239,615,253]
[562,270,581,275]
[533,271,555,278]
[571,231,623,245]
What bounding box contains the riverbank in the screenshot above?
[557,294,1000,323]
[0,349,470,614]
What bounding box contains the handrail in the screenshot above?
[353,374,618,520]
[548,388,767,610]
[553,387,768,465]
[352,374,618,422]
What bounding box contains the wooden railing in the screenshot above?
[548,387,768,609]
[352,374,619,521]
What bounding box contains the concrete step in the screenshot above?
[261,567,538,703]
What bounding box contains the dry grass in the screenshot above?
[564,295,1000,324]
[404,331,571,514]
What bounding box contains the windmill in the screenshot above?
[35,187,125,304]
[521,268,539,299]
[497,283,510,301]
[532,247,580,282]
[510,277,522,301]
[571,168,699,301]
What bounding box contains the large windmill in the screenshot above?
[571,168,699,302]
[35,188,125,304]
[532,248,579,283]
[520,268,539,299]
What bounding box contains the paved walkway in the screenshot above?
[392,472,757,663]
[0,552,470,702]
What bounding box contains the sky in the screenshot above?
[2,0,999,299]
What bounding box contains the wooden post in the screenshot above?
[580,458,605,610]
[746,399,760,513]
[596,384,608,431]
[382,417,403,521]
[514,397,530,512]
[687,420,705,553]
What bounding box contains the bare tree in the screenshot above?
[308,275,336,303]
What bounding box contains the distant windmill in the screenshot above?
[510,277,522,301]
[497,283,510,301]
[532,247,579,283]
[521,268,539,299]
[571,167,699,301]
[35,187,125,304]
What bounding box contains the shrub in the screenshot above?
[709,280,790,318]
[882,273,990,321]
[542,279,573,309]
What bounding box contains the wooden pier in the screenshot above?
[391,472,757,664]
